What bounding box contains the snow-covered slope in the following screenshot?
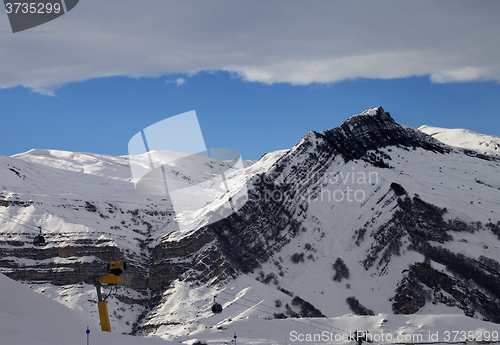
[141,108,500,340]
[0,146,284,336]
[2,107,500,344]
[3,271,500,345]
[418,125,500,155]
[0,273,174,345]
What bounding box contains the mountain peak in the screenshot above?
[356,106,386,117]
[336,106,394,135]
[314,107,447,163]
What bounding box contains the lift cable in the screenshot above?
[215,287,351,335]
[0,212,41,232]
[171,278,351,336]
[0,212,47,245]
[214,293,349,336]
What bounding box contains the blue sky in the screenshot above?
[1,1,499,160]
[1,73,499,160]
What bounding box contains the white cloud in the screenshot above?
[430,67,492,84]
[0,0,499,94]
[165,78,186,87]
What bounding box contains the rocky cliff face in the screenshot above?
[1,107,500,339]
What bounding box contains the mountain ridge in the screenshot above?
[1,107,500,340]
[418,125,500,156]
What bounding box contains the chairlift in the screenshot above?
[212,295,223,314]
[33,227,46,246]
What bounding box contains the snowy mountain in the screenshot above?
[418,125,500,156]
[1,107,500,344]
[3,272,499,345]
